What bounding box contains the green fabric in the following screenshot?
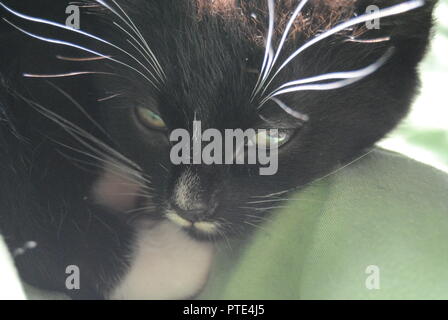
[199,149,448,300]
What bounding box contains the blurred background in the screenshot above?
[379,0,448,172]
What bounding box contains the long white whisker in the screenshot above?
[56,142,148,190]
[260,0,424,95]
[251,189,291,199]
[251,0,275,100]
[56,55,111,61]
[126,38,164,81]
[260,47,394,107]
[272,78,364,97]
[95,0,165,80]
[345,36,391,44]
[273,52,392,93]
[269,98,309,122]
[23,71,114,78]
[21,93,142,174]
[3,18,159,89]
[97,93,124,102]
[47,81,110,138]
[262,0,309,92]
[110,0,166,79]
[112,21,163,80]
[0,2,161,86]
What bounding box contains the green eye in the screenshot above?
[248,130,290,149]
[136,107,166,130]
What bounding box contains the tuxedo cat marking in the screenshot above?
[0,0,437,299]
[110,221,214,300]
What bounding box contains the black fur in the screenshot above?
[0,0,437,298]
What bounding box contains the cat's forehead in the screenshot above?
[196,0,237,14]
[193,0,360,42]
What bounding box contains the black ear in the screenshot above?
[355,0,438,64]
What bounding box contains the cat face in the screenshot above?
[1,0,436,240]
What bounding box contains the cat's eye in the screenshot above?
[136,107,167,131]
[247,130,290,149]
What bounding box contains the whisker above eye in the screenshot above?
[2,18,160,89]
[259,0,424,95]
[268,97,309,122]
[0,2,162,87]
[111,20,164,79]
[126,38,165,81]
[255,0,310,98]
[56,55,112,62]
[345,36,391,44]
[97,0,166,80]
[251,0,275,100]
[260,47,395,109]
[23,71,115,78]
[97,93,124,102]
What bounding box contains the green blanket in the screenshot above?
[1,149,447,300]
[199,149,448,299]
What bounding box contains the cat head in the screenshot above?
[0,0,437,239]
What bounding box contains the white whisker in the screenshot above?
[126,38,165,81]
[111,0,166,79]
[262,0,424,92]
[345,36,391,44]
[56,55,111,61]
[262,0,309,91]
[260,47,394,106]
[57,144,148,190]
[251,0,275,100]
[47,81,111,139]
[111,21,163,80]
[0,2,161,86]
[2,18,159,89]
[269,97,309,122]
[97,93,124,102]
[23,71,114,78]
[96,0,165,80]
[21,93,142,175]
[271,48,393,93]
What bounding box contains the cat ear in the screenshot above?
[354,0,437,42]
[347,0,437,64]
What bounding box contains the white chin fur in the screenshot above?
[166,211,220,235]
[109,221,214,300]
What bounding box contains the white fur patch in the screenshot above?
[174,169,200,210]
[110,221,214,300]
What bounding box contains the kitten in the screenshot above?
[0,0,437,299]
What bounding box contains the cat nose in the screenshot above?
[172,201,214,222]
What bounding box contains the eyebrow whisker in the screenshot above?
[2,18,160,90]
[96,0,166,80]
[260,47,394,107]
[0,2,162,86]
[56,55,111,61]
[259,0,424,96]
[256,0,309,98]
[23,71,115,78]
[269,97,310,122]
[251,0,275,100]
